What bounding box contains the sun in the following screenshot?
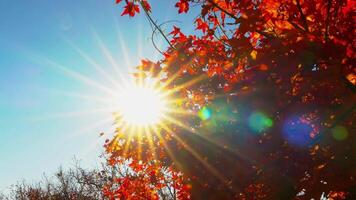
[116,80,168,126]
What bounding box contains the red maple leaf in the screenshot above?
[121,2,140,17]
[169,26,182,36]
[195,18,209,33]
[141,0,151,12]
[175,0,189,13]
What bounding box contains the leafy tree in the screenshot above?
[109,0,355,199]
[2,1,354,199]
[0,160,183,200]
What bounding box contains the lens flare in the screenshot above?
[248,111,273,133]
[198,106,212,121]
[331,125,348,141]
[282,115,318,147]
[117,83,167,126]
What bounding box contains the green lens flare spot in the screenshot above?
[248,111,273,133]
[198,106,211,120]
[265,118,273,127]
[332,125,348,141]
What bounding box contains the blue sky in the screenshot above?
[0,0,197,191]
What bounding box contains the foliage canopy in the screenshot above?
[107,0,355,199]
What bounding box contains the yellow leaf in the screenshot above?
[275,20,293,30]
[317,163,326,170]
[250,50,257,60]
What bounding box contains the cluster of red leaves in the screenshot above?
[111,0,355,199]
[102,159,190,200]
[116,0,151,16]
[102,126,191,199]
[122,0,354,117]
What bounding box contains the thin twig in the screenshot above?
[288,20,307,32]
[151,25,166,55]
[151,21,182,55]
[207,0,273,39]
[140,1,175,49]
[213,12,231,41]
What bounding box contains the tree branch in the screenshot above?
[206,0,274,39]
[296,0,309,32]
[140,1,175,49]
[325,0,332,41]
[207,0,238,21]
[288,20,307,32]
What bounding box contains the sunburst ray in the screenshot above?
[91,28,122,78]
[30,54,117,96]
[63,38,121,89]
[158,122,225,182]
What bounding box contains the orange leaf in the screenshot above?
[259,64,268,71]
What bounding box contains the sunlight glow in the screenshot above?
[29,27,222,183]
[117,82,167,126]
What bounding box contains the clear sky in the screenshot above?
[0,0,197,191]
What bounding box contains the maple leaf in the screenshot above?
[115,0,122,4]
[175,0,189,13]
[169,26,188,44]
[137,59,160,76]
[121,2,140,17]
[207,15,219,28]
[111,0,355,199]
[169,26,182,36]
[195,18,209,33]
[141,0,151,12]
